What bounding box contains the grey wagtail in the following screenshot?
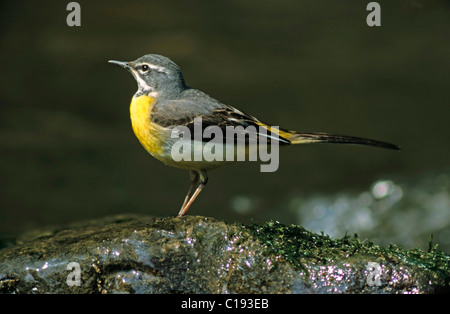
[109,54,399,217]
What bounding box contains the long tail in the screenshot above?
[288,131,400,150]
[254,122,399,150]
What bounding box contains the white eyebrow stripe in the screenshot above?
[147,63,169,74]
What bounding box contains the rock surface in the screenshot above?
[0,215,448,294]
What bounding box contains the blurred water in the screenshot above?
[264,169,450,252]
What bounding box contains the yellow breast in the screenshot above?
[129,94,164,156]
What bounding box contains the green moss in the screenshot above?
[242,220,450,280]
[380,243,450,280]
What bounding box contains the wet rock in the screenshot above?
[0,215,448,294]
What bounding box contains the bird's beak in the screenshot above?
[108,60,132,70]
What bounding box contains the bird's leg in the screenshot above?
[177,170,208,217]
[180,170,199,210]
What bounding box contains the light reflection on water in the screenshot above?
[288,170,450,251]
[233,169,450,252]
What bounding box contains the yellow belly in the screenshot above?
[129,95,164,157]
[129,95,239,171]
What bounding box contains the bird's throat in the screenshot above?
[129,94,164,156]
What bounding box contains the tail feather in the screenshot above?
[288,132,400,150]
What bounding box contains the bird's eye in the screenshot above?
[141,64,150,72]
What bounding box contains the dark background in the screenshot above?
[1,1,449,251]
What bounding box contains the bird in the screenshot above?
[109,54,399,217]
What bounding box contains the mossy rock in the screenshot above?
[0,215,448,294]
